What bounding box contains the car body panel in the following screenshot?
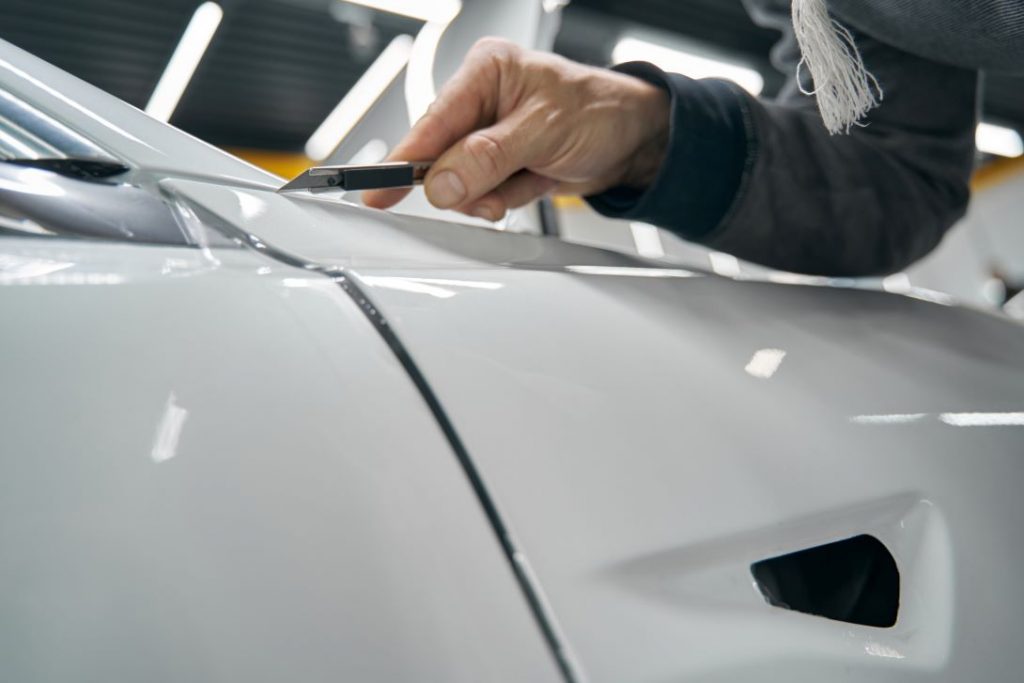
[0,238,561,683]
[0,41,277,188]
[353,265,1024,682]
[3,33,1024,683]
[162,178,695,271]
[169,178,1024,681]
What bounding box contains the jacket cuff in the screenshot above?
[585,61,751,240]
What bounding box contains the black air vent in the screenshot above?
[751,534,899,627]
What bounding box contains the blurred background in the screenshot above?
[3,0,1023,311]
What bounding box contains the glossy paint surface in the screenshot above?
[170,179,1024,681]
[0,162,189,244]
[355,265,1024,682]
[0,238,561,682]
[0,41,278,188]
[5,32,1024,683]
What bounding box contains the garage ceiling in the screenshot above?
[1,0,418,150]
[2,0,1022,151]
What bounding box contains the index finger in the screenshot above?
[363,38,510,209]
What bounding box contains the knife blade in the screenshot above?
[278,161,432,193]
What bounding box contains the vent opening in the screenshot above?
[751,534,899,627]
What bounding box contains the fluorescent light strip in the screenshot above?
[405,20,448,125]
[305,34,413,161]
[613,37,764,95]
[976,122,1023,158]
[339,0,460,23]
[145,2,224,122]
[347,138,389,165]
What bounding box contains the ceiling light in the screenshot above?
[976,122,1023,158]
[338,0,460,23]
[146,2,223,122]
[346,138,389,165]
[305,34,414,161]
[612,36,764,95]
[405,20,447,125]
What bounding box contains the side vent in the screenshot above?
[751,534,899,627]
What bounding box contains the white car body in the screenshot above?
[1,38,1023,682]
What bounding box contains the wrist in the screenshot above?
[619,79,670,189]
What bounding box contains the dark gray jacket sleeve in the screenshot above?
[586,0,979,277]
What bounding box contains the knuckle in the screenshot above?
[471,37,521,75]
[419,108,452,139]
[465,132,508,177]
[472,36,516,57]
[534,102,568,130]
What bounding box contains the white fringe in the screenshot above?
[791,0,882,134]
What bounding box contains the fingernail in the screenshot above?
[471,205,497,221]
[428,170,466,208]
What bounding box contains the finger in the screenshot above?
[460,171,558,221]
[363,39,515,209]
[423,103,555,210]
[362,104,482,209]
[398,40,514,158]
[361,186,410,209]
[547,178,623,198]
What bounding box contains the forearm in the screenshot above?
[706,80,976,276]
[587,26,978,276]
[586,63,750,242]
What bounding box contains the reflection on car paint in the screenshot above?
[564,264,699,277]
[850,412,1024,427]
[0,253,73,279]
[0,253,123,285]
[0,166,67,197]
[148,191,585,683]
[0,56,155,149]
[744,348,787,379]
[150,392,188,464]
[850,413,930,425]
[864,642,906,660]
[359,275,504,299]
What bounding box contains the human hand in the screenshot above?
[362,37,669,221]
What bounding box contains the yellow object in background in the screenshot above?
[227,147,1024,195]
[226,148,312,180]
[972,154,1024,191]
